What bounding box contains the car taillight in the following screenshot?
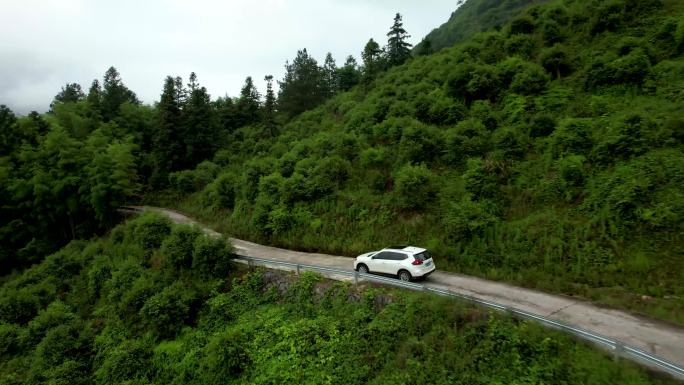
[412,259,423,265]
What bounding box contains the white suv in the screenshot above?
[354,246,436,281]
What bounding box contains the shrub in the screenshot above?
[128,213,172,250]
[590,1,624,35]
[510,64,550,95]
[591,114,648,164]
[530,114,557,137]
[393,164,437,209]
[442,197,499,240]
[549,119,592,158]
[160,225,203,271]
[540,45,573,79]
[447,62,501,103]
[493,126,527,159]
[509,16,535,35]
[192,235,233,279]
[139,282,195,339]
[444,119,492,165]
[199,329,250,383]
[463,158,499,200]
[95,338,153,384]
[505,35,536,58]
[267,204,294,236]
[201,171,237,210]
[398,124,442,164]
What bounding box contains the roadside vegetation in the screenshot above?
[0,213,678,384]
[1,0,683,328]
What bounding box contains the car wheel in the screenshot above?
[357,264,369,274]
[398,270,412,282]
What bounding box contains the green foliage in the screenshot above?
[393,164,437,209]
[192,235,233,279]
[161,225,203,271]
[139,281,196,339]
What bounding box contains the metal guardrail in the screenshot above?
[234,254,684,381]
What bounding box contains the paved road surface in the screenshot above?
[129,206,684,369]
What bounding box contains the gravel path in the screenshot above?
[127,205,684,370]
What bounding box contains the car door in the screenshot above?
[385,251,408,275]
[369,251,392,274]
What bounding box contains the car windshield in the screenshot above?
[414,251,432,261]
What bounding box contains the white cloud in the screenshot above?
[0,0,456,114]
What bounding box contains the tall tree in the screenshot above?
[278,48,325,119]
[337,55,361,91]
[361,39,384,83]
[154,76,184,177]
[100,66,139,121]
[236,76,261,127]
[322,52,338,98]
[415,37,434,56]
[385,13,412,67]
[51,83,84,109]
[0,105,18,155]
[263,75,277,136]
[86,80,102,114]
[183,73,216,167]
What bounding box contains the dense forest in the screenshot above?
[2,0,684,382]
[2,0,684,324]
[0,212,678,384]
[1,0,683,354]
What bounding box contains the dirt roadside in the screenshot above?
[128,205,684,370]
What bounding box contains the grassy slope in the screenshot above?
[0,213,678,384]
[151,0,684,325]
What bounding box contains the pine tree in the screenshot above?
[361,38,384,82]
[263,75,277,136]
[277,48,325,119]
[51,83,84,109]
[154,76,184,178]
[236,76,261,127]
[322,52,338,98]
[386,13,412,67]
[86,80,102,113]
[182,73,216,167]
[100,67,139,121]
[337,56,361,91]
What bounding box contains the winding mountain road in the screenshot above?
[128,206,684,372]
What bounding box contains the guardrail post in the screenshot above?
[296,264,300,276]
[613,342,624,362]
[248,259,254,271]
[354,271,358,285]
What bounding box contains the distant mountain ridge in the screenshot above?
[415,0,552,53]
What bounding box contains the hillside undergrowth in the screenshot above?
[0,213,678,384]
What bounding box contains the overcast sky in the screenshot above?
[1,0,457,114]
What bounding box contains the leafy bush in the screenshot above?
[393,164,437,209]
[493,126,527,159]
[127,213,172,250]
[199,329,249,383]
[95,338,153,384]
[463,158,499,200]
[509,15,535,35]
[139,282,195,339]
[549,118,592,158]
[540,45,573,79]
[160,225,203,271]
[510,63,550,95]
[200,171,237,210]
[192,235,233,279]
[442,197,499,240]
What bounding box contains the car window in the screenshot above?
[389,252,407,261]
[373,251,392,260]
[414,251,432,261]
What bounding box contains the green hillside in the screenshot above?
[1,0,683,328]
[163,0,684,323]
[415,0,552,53]
[0,213,677,384]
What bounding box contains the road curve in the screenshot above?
[128,206,684,369]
